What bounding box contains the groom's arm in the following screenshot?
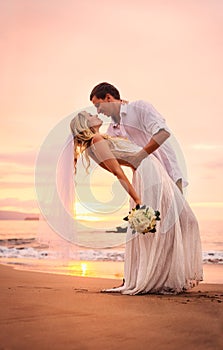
[130,101,170,165]
[132,101,184,193]
[134,129,183,193]
[138,131,183,194]
[132,129,170,168]
[143,129,170,155]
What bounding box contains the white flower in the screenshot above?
[124,205,160,234]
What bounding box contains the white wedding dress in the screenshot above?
[92,137,203,295]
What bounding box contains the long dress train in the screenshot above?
[95,138,203,295]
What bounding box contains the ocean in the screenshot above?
[0,219,222,280]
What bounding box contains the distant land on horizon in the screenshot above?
[0,210,39,220]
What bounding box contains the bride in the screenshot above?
[70,111,203,295]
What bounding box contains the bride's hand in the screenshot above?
[135,198,142,206]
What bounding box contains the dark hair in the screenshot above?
[90,82,121,101]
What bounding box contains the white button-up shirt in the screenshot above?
[107,100,188,187]
[106,120,128,138]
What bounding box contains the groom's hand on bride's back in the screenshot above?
[132,130,170,169]
[131,150,149,170]
[132,130,170,170]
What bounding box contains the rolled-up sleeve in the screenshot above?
[133,100,170,136]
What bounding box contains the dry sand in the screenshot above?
[0,264,222,350]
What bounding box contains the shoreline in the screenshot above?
[0,260,223,284]
[1,264,223,349]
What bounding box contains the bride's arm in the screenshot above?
[89,134,141,206]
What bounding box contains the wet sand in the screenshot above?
[1,264,222,349]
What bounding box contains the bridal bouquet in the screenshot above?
[123,204,160,234]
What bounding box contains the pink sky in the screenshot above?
[0,0,223,220]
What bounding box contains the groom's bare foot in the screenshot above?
[100,279,125,293]
[113,278,125,289]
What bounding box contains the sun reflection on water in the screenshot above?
[67,261,124,279]
[81,263,87,276]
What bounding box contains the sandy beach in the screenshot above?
[0,264,222,350]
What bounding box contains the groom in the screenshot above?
[90,82,186,193]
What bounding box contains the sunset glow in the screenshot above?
[0,1,223,222]
[68,261,124,279]
[75,202,105,222]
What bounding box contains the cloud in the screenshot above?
[0,182,34,189]
[192,155,223,170]
[0,197,37,209]
[190,202,223,208]
[0,151,37,166]
[190,144,223,150]
[202,160,223,169]
[0,166,34,178]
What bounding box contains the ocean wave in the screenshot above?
[0,245,223,264]
[0,246,49,259]
[0,238,36,246]
[202,251,223,264]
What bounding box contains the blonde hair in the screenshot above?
[70,111,96,173]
